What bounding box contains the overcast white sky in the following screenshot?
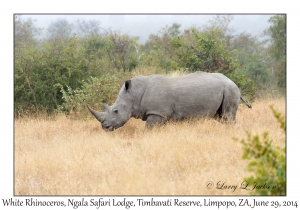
[22,14,274,43]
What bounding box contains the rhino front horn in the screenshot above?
[87,105,104,122]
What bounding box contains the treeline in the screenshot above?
[14,15,286,117]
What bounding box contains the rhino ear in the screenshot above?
[125,80,132,91]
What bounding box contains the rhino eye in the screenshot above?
[114,109,118,114]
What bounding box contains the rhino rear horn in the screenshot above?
[102,103,109,111]
[87,105,104,122]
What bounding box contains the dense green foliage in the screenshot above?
[170,28,256,101]
[265,15,286,88]
[235,106,286,195]
[15,36,90,116]
[58,72,128,117]
[14,15,286,116]
[139,23,181,71]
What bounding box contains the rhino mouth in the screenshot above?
[102,124,123,131]
[104,127,116,132]
[102,126,114,132]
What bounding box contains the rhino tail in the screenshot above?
[240,96,252,108]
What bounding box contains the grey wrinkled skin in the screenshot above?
[87,71,251,131]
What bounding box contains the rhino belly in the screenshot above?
[171,97,222,119]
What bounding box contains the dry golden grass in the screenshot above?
[14,98,285,195]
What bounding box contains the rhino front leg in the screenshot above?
[146,115,163,129]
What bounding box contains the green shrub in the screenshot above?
[170,28,256,102]
[234,105,286,195]
[58,73,127,118]
[227,71,256,102]
[14,36,90,116]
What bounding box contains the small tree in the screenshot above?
[264,15,286,89]
[104,29,139,72]
[58,72,127,118]
[75,19,102,37]
[14,15,41,49]
[47,19,74,40]
[171,29,236,74]
[14,15,42,115]
[230,32,272,90]
[234,106,286,195]
[139,23,182,71]
[170,28,256,101]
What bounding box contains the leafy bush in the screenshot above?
[227,71,256,102]
[14,36,90,116]
[170,28,256,102]
[58,73,126,117]
[170,29,234,73]
[234,105,286,195]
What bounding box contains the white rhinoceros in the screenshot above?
[87,71,251,131]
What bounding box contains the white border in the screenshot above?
[2,0,299,209]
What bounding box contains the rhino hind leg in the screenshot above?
[221,104,238,122]
[146,115,164,129]
[218,90,239,123]
[214,98,224,120]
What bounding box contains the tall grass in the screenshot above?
[14,98,285,195]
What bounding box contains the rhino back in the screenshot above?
[140,71,238,119]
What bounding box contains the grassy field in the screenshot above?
[14,98,285,195]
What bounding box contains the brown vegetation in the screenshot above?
[14,98,285,195]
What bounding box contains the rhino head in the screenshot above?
[87,80,133,131]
